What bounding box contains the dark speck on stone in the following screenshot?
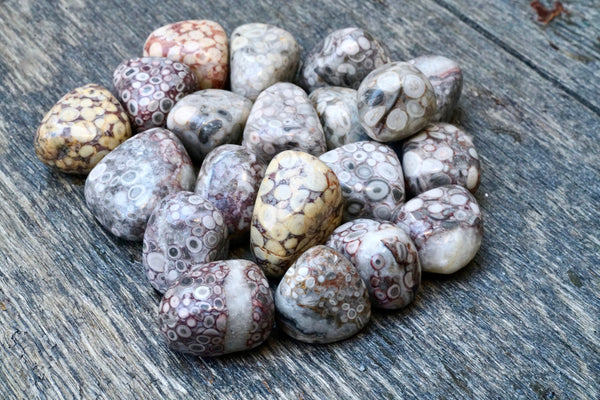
[199,120,223,143]
[364,89,384,106]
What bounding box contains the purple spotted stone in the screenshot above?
[326,219,420,309]
[319,141,405,222]
[143,192,228,293]
[394,185,483,274]
[84,128,195,241]
[402,122,481,196]
[113,57,198,132]
[158,259,275,357]
[195,144,266,241]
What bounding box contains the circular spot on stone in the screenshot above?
[403,74,426,98]
[365,179,390,201]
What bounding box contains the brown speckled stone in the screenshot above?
[275,245,371,343]
[34,84,131,174]
[143,20,228,89]
[250,150,344,278]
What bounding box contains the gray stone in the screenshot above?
[166,89,253,164]
[84,128,195,241]
[230,23,300,101]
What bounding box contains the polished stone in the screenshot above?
[275,245,371,343]
[84,128,195,241]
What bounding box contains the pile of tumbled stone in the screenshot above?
[34,20,483,357]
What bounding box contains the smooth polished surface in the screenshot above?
[0,1,598,399]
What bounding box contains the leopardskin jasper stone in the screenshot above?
[242,82,326,163]
[34,84,131,174]
[113,57,198,132]
[158,259,274,356]
[84,128,195,241]
[408,55,463,122]
[326,219,420,309]
[357,62,437,142]
[230,23,300,101]
[195,145,266,241]
[167,90,253,164]
[143,192,228,293]
[275,245,371,344]
[299,27,390,93]
[309,87,370,150]
[250,150,344,278]
[394,184,483,274]
[143,20,228,89]
[319,141,405,222]
[402,123,481,196]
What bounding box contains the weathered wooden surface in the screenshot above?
[0,0,598,399]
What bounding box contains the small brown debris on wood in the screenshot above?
[530,1,567,24]
[0,302,6,311]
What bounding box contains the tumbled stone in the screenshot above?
[195,145,266,241]
[357,62,437,142]
[319,141,405,221]
[309,87,370,150]
[326,219,420,309]
[85,128,195,241]
[143,20,228,89]
[275,245,371,343]
[113,57,198,132]
[230,23,300,101]
[394,185,482,274]
[242,82,326,162]
[158,259,274,356]
[299,27,390,92]
[408,55,463,122]
[402,123,481,196]
[167,89,253,164]
[143,192,228,293]
[250,150,344,278]
[34,84,131,174]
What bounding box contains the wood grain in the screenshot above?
[0,0,598,399]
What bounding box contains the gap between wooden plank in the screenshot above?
[432,0,600,117]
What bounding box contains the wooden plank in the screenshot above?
[0,0,599,399]
[430,0,600,114]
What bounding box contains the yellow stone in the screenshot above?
[70,124,96,142]
[264,239,285,256]
[59,107,80,122]
[80,107,97,121]
[79,145,95,158]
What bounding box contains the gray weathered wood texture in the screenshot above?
[0,0,598,399]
